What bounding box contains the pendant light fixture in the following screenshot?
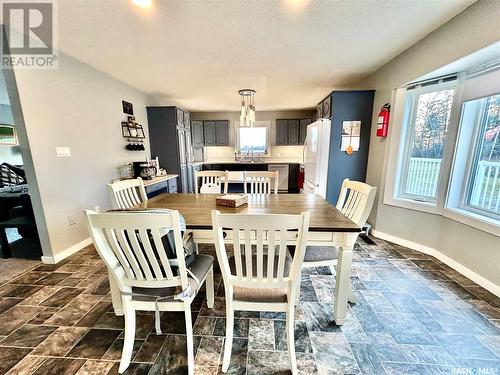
[239,89,256,127]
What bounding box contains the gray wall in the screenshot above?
[12,51,151,258]
[360,0,500,285]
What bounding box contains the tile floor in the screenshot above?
[0,236,499,374]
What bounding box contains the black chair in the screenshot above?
[0,193,41,258]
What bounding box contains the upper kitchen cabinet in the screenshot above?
[215,120,229,145]
[276,118,312,145]
[276,119,289,145]
[288,119,300,145]
[198,120,229,146]
[191,120,204,148]
[203,121,216,146]
[317,95,332,119]
[299,118,312,144]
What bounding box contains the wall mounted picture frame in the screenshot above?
[122,100,134,115]
[341,121,361,152]
[0,125,18,145]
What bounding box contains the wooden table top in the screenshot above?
[147,193,360,232]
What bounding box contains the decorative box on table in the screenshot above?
[216,194,248,208]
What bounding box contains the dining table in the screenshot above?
[108,193,360,325]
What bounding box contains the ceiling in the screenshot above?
[56,0,475,111]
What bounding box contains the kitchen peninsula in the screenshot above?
[200,161,301,193]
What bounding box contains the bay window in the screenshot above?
[384,65,500,234]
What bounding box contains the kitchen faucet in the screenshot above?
[246,148,254,162]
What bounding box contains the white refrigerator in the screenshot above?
[302,119,331,199]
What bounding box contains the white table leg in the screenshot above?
[108,269,124,316]
[333,232,356,325]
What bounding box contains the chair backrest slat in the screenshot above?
[115,229,145,280]
[266,229,276,280]
[105,228,135,279]
[244,228,252,281]
[137,229,164,280]
[256,230,264,282]
[277,229,287,279]
[149,230,175,279]
[212,211,310,290]
[130,187,141,206]
[107,178,147,210]
[233,227,244,280]
[127,229,154,280]
[336,179,377,228]
[86,210,187,290]
[243,171,279,196]
[195,170,229,194]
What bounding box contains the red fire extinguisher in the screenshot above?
[376,103,390,137]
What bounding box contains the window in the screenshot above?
[384,66,499,233]
[451,93,500,222]
[237,122,269,155]
[396,82,455,203]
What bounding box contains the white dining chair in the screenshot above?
[199,182,222,194]
[243,171,279,196]
[291,178,376,302]
[195,170,229,194]
[212,210,310,374]
[107,178,147,209]
[85,209,214,375]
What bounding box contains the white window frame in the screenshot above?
[235,120,271,157]
[383,64,500,236]
[384,79,459,215]
[445,90,500,235]
[395,82,456,203]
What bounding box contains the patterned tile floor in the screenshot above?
[0,236,499,374]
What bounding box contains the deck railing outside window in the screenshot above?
[406,157,500,213]
[405,157,442,198]
[469,160,500,213]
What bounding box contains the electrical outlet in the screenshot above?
[94,205,100,213]
[56,147,71,157]
[68,216,76,226]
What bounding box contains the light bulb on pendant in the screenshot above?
[240,101,246,117]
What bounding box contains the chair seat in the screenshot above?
[228,253,291,303]
[132,254,214,301]
[288,245,339,263]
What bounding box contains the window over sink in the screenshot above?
[236,121,270,156]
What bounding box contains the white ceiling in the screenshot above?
[57,0,475,111]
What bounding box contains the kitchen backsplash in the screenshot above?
[204,145,304,162]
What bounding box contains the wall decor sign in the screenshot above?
[0,125,17,145]
[317,96,332,119]
[121,112,145,151]
[341,121,361,155]
[122,100,134,115]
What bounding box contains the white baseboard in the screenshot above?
[371,229,500,298]
[41,237,92,264]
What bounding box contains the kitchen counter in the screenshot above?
[193,160,302,165]
[142,174,178,187]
